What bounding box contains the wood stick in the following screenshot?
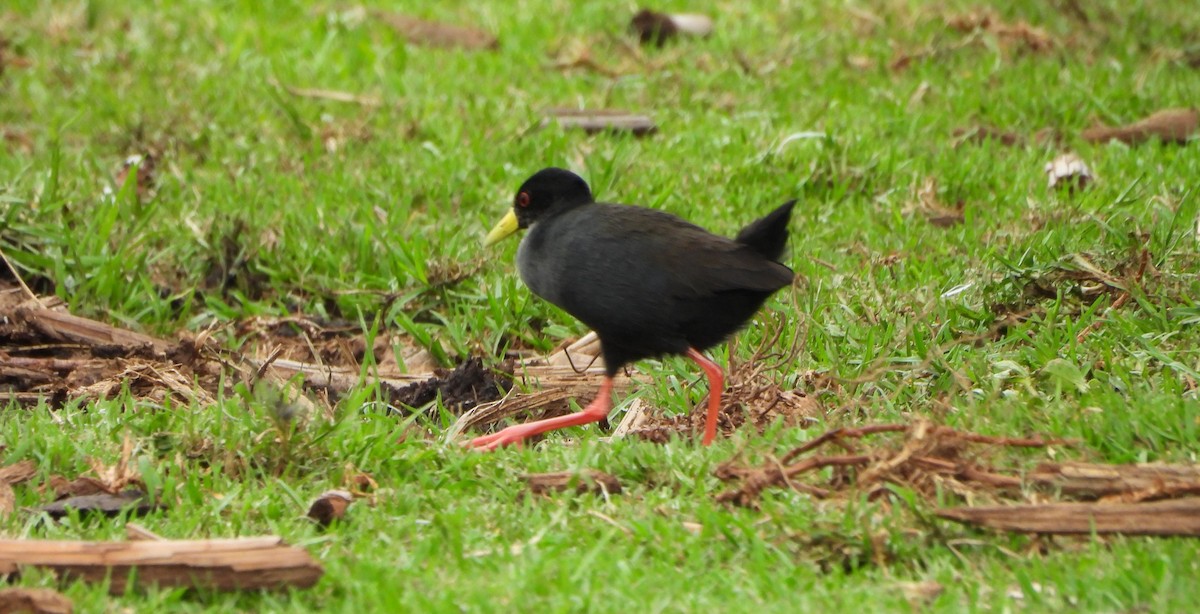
[936,498,1200,536]
[0,537,323,593]
[544,109,657,136]
[1028,462,1200,498]
[13,308,171,355]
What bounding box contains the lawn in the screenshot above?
[1,0,1199,611]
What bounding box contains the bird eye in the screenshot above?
[517,192,531,207]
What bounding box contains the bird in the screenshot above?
[468,167,794,451]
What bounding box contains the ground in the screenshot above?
[1,0,1199,611]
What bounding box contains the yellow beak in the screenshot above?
[484,210,519,246]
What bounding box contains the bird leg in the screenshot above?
[686,348,725,446]
[466,377,615,451]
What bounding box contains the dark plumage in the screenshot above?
[470,167,794,450]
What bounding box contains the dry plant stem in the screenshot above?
[0,244,41,306]
[1074,248,1149,344]
[716,422,1074,506]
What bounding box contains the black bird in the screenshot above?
[470,168,794,450]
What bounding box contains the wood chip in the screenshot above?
[1044,152,1092,191]
[936,498,1200,536]
[523,470,622,496]
[1081,108,1199,145]
[544,108,657,137]
[306,490,353,528]
[374,12,497,51]
[0,588,73,614]
[0,537,323,593]
[609,397,650,439]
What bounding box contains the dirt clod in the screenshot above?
[386,357,512,413]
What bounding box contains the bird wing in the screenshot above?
[603,207,792,297]
[523,204,792,340]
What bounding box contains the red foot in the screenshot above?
[686,348,725,446]
[465,377,615,451]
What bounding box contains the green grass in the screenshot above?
[3,0,1200,611]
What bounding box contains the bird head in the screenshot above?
[484,168,594,246]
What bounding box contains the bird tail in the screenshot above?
[734,199,795,261]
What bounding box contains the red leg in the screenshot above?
[686,348,725,446]
[466,377,615,451]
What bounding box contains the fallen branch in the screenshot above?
[13,307,170,356]
[543,108,657,137]
[0,537,323,593]
[936,498,1200,536]
[1028,462,1200,500]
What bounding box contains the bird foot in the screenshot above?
[464,424,539,452]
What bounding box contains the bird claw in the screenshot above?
[463,426,531,452]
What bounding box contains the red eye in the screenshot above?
[517,192,531,207]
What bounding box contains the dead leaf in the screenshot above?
[1045,153,1093,191]
[46,476,109,498]
[0,588,73,614]
[1081,108,1199,145]
[86,433,141,493]
[523,470,622,496]
[374,12,497,51]
[945,10,1055,52]
[345,470,378,495]
[306,490,353,528]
